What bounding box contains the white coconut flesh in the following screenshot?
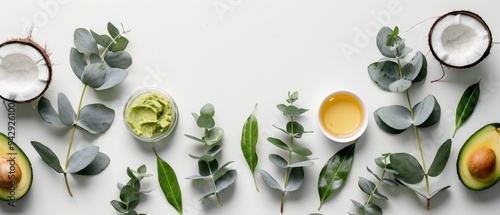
[430,12,491,67]
[0,42,50,102]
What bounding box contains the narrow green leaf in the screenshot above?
[76,104,115,134]
[57,93,76,126]
[257,169,282,191]
[427,139,452,177]
[185,134,205,144]
[154,148,183,215]
[285,167,304,192]
[107,22,120,38]
[366,167,381,181]
[31,141,64,173]
[453,82,480,137]
[75,152,110,175]
[65,146,99,173]
[104,51,133,69]
[318,143,356,209]
[74,28,99,54]
[390,153,424,184]
[240,105,259,190]
[37,96,63,125]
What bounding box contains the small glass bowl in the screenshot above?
[123,87,179,142]
[317,90,368,144]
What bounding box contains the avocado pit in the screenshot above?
[0,157,22,189]
[467,147,496,178]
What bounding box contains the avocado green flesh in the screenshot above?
[457,123,500,190]
[0,132,33,201]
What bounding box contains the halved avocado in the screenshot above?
[0,132,33,201]
[457,123,500,190]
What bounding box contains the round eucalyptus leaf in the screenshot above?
[257,169,283,191]
[76,103,115,134]
[368,61,399,91]
[104,51,132,69]
[215,170,237,192]
[206,127,224,146]
[389,79,412,93]
[413,95,441,127]
[390,153,424,184]
[94,68,128,91]
[269,154,287,168]
[198,158,218,176]
[81,63,106,88]
[365,202,383,215]
[376,27,397,58]
[358,177,376,196]
[286,121,305,137]
[374,105,412,131]
[74,152,110,175]
[409,51,427,82]
[70,48,86,79]
[65,146,99,174]
[110,37,129,52]
[401,63,416,81]
[37,96,63,125]
[285,167,304,192]
[200,103,215,117]
[74,28,99,55]
[197,114,215,129]
[57,93,76,126]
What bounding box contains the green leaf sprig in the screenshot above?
[32,22,132,197]
[349,153,398,215]
[367,26,452,211]
[185,103,237,206]
[258,91,314,214]
[240,104,259,191]
[453,81,480,137]
[110,165,152,215]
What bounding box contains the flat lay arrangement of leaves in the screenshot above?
[110,165,152,215]
[367,26,452,212]
[30,22,132,196]
[257,91,314,214]
[185,103,237,206]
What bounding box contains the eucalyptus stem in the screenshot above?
[281,118,295,214]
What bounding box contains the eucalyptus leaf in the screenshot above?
[292,146,313,156]
[429,185,451,198]
[409,51,427,82]
[283,106,308,117]
[401,63,416,81]
[318,143,356,209]
[111,37,129,52]
[186,175,210,180]
[198,159,218,177]
[427,139,452,177]
[267,137,289,151]
[366,167,381,181]
[74,28,99,54]
[413,95,441,128]
[389,79,412,93]
[286,121,305,138]
[185,134,205,144]
[258,169,282,191]
[390,153,424,184]
[374,105,412,132]
[104,51,132,69]
[94,68,128,90]
[65,146,99,173]
[240,105,259,190]
[395,179,427,199]
[365,202,383,215]
[288,160,314,168]
[200,103,215,116]
[381,178,399,187]
[120,185,140,203]
[90,53,102,64]
[76,103,115,134]
[107,22,120,39]
[269,154,288,168]
[91,30,106,47]
[358,177,376,196]
[215,170,237,192]
[110,200,127,213]
[368,61,400,91]
[81,63,106,88]
[206,127,224,145]
[277,104,286,112]
[197,115,215,129]
[154,148,183,215]
[57,93,76,126]
[31,141,64,173]
[70,48,86,79]
[285,167,304,192]
[453,82,480,137]
[37,96,63,125]
[75,152,110,175]
[376,26,396,58]
[208,145,223,156]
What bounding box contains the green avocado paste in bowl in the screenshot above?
[124,88,178,142]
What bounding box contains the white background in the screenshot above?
[1,0,500,214]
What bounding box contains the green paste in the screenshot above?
[126,92,174,138]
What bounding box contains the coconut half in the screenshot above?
[0,39,52,103]
[429,10,492,68]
